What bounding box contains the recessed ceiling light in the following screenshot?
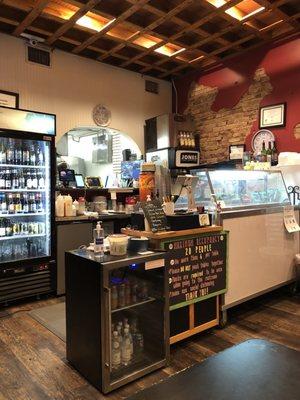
[76,15,116,32]
[188,55,205,63]
[155,43,185,57]
[259,19,283,31]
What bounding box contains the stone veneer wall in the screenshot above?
[185,68,273,164]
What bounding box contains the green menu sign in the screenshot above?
[164,232,228,310]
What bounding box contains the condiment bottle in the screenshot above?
[55,194,64,217]
[64,195,73,217]
[93,221,104,256]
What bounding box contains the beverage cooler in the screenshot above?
[0,106,56,304]
[65,250,169,393]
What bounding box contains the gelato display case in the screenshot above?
[178,170,290,211]
[186,170,299,323]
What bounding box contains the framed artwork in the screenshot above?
[259,103,286,128]
[0,90,19,109]
[229,144,245,160]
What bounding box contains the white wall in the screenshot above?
[0,33,172,150]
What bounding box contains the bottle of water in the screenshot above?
[125,323,134,358]
[112,331,121,370]
[121,328,132,366]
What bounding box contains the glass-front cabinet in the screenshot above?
[0,136,52,263]
[103,259,167,392]
[182,170,290,211]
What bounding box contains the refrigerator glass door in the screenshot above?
[0,136,51,263]
[103,262,166,390]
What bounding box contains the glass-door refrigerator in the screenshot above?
[0,106,56,304]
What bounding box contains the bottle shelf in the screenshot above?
[0,189,46,192]
[0,164,46,169]
[111,297,156,314]
[0,212,46,217]
[0,233,46,241]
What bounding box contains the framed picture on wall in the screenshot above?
[259,103,286,128]
[229,144,245,160]
[0,90,19,109]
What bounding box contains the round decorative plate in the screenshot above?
[251,129,275,154]
[92,105,111,127]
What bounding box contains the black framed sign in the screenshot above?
[259,103,286,128]
[0,90,19,109]
[163,231,228,310]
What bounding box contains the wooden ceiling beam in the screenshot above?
[45,0,102,46]
[148,0,288,73]
[72,0,151,54]
[120,0,242,69]
[159,11,299,79]
[134,1,243,51]
[0,14,171,75]
[13,0,50,36]
[255,0,300,30]
[98,0,195,62]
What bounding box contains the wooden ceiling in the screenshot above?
[0,0,299,80]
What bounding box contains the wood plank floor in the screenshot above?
[0,290,299,400]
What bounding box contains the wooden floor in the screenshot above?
[0,290,299,400]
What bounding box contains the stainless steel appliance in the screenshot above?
[144,113,196,152]
[0,106,56,304]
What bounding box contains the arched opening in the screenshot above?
[56,126,141,187]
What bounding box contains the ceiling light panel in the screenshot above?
[155,43,185,57]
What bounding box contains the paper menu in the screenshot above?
[283,205,300,233]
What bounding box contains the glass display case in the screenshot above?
[176,170,290,210]
[66,250,168,394]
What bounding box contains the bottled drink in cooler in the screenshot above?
[112,331,121,369]
[121,328,132,366]
[0,141,6,164]
[15,142,22,165]
[6,140,14,164]
[22,144,30,166]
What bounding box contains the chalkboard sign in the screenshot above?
[141,200,168,232]
[164,232,228,310]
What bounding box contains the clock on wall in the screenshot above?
[92,104,111,127]
[251,129,275,154]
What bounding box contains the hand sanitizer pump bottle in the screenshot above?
[94,221,104,256]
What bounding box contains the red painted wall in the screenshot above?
[175,34,300,153]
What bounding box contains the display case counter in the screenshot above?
[65,249,169,394]
[190,169,299,323]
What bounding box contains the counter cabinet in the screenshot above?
[65,250,169,394]
[123,226,228,344]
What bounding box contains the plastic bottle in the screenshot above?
[73,199,79,215]
[64,195,73,217]
[93,221,104,255]
[112,331,121,369]
[55,194,65,217]
[125,323,134,358]
[121,328,132,366]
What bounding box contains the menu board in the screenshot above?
[164,232,228,310]
[141,200,168,232]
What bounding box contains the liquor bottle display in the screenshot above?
[177,130,197,149]
[0,137,51,263]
